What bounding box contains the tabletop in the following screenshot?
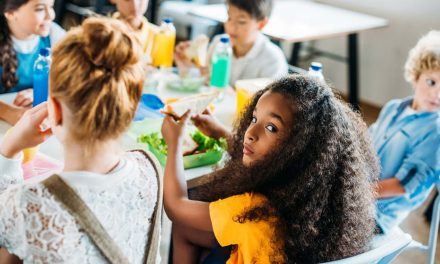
[0,86,237,184]
[189,0,388,42]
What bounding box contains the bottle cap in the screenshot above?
[163,18,173,24]
[39,48,50,57]
[220,36,229,44]
[310,62,322,71]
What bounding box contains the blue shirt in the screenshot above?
[370,97,440,233]
[0,36,51,94]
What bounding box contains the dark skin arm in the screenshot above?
[0,248,21,264]
[376,177,406,198]
[161,111,213,232]
[191,109,233,144]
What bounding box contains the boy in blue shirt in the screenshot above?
[371,30,440,234]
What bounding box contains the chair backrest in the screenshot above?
[425,185,440,264]
[322,232,412,264]
[401,185,440,264]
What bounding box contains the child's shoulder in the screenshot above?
[3,181,60,212]
[259,34,284,57]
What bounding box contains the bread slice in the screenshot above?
[162,91,218,119]
[184,34,209,67]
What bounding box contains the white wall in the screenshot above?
[311,0,440,106]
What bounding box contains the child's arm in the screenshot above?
[376,130,439,199]
[175,41,195,69]
[13,89,33,108]
[0,103,51,192]
[376,178,406,198]
[0,102,51,159]
[0,101,26,125]
[191,109,232,141]
[161,111,214,232]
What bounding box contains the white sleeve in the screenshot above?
[49,22,66,46]
[0,187,27,258]
[0,153,24,193]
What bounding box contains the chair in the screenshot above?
[322,231,412,264]
[398,186,440,264]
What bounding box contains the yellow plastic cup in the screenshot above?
[152,31,176,67]
[5,128,39,163]
[235,78,273,117]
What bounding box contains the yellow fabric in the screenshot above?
[209,193,284,264]
[113,13,159,61]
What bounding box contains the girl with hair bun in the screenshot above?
[0,0,65,125]
[0,17,160,263]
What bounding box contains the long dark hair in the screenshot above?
[0,0,30,90]
[193,75,379,263]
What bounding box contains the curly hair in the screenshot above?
[192,75,379,263]
[404,30,440,83]
[0,0,30,91]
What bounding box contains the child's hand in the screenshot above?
[0,103,52,158]
[161,110,191,151]
[13,89,33,108]
[191,109,230,140]
[174,41,194,69]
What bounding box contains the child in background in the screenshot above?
[111,0,158,63]
[372,30,440,234]
[175,0,288,86]
[0,0,65,125]
[0,17,159,262]
[162,75,379,263]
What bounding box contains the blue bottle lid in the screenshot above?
[220,36,230,44]
[39,48,50,57]
[310,62,322,71]
[163,18,173,24]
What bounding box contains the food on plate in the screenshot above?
[138,130,226,157]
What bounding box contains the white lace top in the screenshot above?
[0,150,158,263]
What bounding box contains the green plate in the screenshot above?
[146,143,223,169]
[128,118,224,169]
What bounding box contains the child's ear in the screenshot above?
[48,96,63,126]
[4,11,16,21]
[257,18,269,30]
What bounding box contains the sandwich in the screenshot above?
[184,34,209,67]
[162,91,218,119]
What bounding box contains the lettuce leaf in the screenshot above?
[138,130,226,155]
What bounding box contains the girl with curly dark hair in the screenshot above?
[161,75,379,263]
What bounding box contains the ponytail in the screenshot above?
[0,14,18,91]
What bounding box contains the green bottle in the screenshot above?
[210,36,232,89]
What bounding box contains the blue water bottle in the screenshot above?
[33,48,51,106]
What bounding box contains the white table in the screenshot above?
[189,0,388,109]
[0,88,237,185]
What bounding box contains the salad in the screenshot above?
[138,130,227,168]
